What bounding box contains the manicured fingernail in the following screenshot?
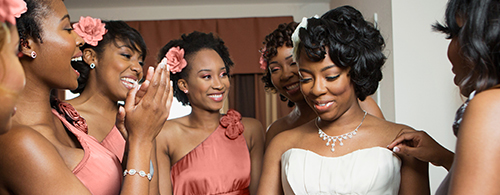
[149,66,154,72]
[166,64,169,71]
[393,146,400,152]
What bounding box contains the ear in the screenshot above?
[19,38,36,57]
[177,79,188,93]
[83,48,97,65]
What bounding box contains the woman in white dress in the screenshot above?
[389,0,500,194]
[257,6,430,195]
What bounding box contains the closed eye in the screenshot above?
[299,78,312,83]
[326,75,340,81]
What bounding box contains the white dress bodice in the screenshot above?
[281,147,402,195]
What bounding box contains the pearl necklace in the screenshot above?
[316,111,367,152]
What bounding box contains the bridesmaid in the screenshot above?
[0,0,26,135]
[260,22,384,147]
[0,0,172,194]
[155,31,265,195]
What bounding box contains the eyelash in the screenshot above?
[326,75,340,81]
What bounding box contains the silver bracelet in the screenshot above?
[123,169,152,181]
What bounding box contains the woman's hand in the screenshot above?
[121,63,173,143]
[388,129,454,170]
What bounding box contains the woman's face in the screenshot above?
[447,17,472,96]
[0,25,24,134]
[298,50,357,121]
[93,41,143,101]
[184,49,230,112]
[29,0,83,90]
[269,46,303,102]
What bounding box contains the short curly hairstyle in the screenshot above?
[295,6,385,101]
[157,31,233,106]
[70,20,147,94]
[260,22,298,93]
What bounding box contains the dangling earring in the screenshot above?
[89,63,95,69]
[30,51,37,59]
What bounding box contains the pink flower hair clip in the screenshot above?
[259,47,267,70]
[159,46,187,74]
[73,16,107,46]
[0,0,27,24]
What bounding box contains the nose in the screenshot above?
[131,62,143,77]
[310,77,327,97]
[280,66,294,81]
[75,34,84,47]
[212,76,225,90]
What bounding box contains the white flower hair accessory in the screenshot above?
[291,15,320,62]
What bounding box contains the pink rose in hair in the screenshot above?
[0,0,27,24]
[259,47,267,70]
[73,16,107,46]
[160,46,187,74]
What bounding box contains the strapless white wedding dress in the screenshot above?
[281,147,401,195]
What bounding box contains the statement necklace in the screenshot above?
[316,111,367,152]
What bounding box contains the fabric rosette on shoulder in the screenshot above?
[220,109,244,140]
[159,46,187,74]
[73,16,107,46]
[58,102,89,134]
[0,0,27,24]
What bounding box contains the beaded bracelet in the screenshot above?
[123,169,152,181]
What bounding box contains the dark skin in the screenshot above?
[0,1,173,194]
[257,50,429,195]
[156,49,265,195]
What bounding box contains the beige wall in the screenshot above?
[330,0,463,193]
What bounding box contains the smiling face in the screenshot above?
[269,46,303,102]
[26,0,83,90]
[92,40,143,101]
[182,49,229,112]
[298,50,357,121]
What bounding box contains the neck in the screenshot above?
[68,87,119,117]
[12,78,54,127]
[187,106,222,129]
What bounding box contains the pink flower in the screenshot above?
[73,16,107,46]
[0,0,27,24]
[58,102,88,134]
[160,46,187,74]
[220,109,244,140]
[259,48,267,70]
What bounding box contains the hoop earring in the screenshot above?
[30,51,37,59]
[89,63,95,69]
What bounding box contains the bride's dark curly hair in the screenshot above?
[295,5,385,101]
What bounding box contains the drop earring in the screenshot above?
[30,51,37,59]
[89,63,95,69]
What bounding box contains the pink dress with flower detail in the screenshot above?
[52,102,125,195]
[171,109,251,195]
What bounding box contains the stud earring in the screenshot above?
[184,90,188,94]
[30,51,37,59]
[89,63,95,69]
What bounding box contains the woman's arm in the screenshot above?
[156,129,173,195]
[449,90,500,194]
[0,127,92,194]
[242,117,265,195]
[257,132,290,195]
[397,146,430,195]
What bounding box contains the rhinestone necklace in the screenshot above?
[316,111,367,152]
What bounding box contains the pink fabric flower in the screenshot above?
[220,109,244,140]
[259,48,267,70]
[73,16,107,46]
[159,46,187,74]
[58,102,88,134]
[0,0,27,24]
